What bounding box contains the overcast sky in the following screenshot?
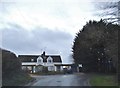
[0,0,117,63]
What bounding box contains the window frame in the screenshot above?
[47,56,53,63]
[37,56,43,64]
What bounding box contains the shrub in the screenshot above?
[1,48,33,86]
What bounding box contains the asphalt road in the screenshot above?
[29,73,90,86]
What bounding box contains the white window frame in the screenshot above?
[47,56,53,63]
[37,56,43,64]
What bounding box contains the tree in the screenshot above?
[2,48,33,86]
[2,48,22,78]
[72,20,119,73]
[94,1,120,24]
[93,0,120,83]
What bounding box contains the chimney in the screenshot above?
[43,51,45,56]
[41,51,46,59]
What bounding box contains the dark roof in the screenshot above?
[18,55,62,63]
[46,55,62,62]
[18,55,39,62]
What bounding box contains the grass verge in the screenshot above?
[89,74,118,86]
[3,72,34,86]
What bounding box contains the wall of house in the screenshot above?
[21,59,62,73]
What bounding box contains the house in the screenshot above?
[18,52,63,73]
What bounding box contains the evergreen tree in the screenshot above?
[72,20,119,73]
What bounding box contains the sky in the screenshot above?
[0,0,117,63]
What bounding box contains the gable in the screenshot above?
[37,56,43,63]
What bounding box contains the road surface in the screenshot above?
[28,73,90,86]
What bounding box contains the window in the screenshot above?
[38,59,42,63]
[48,59,52,63]
[37,57,43,64]
[47,56,53,63]
[48,66,54,71]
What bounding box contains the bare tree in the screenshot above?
[94,1,120,24]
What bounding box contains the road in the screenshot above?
[28,73,90,86]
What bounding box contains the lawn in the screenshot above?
[89,74,118,86]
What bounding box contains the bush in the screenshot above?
[42,66,48,73]
[1,48,33,86]
[2,49,21,78]
[34,71,64,75]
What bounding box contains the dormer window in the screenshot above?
[37,56,43,64]
[47,56,53,63]
[38,59,42,63]
[48,59,52,63]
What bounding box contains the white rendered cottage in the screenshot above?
[18,52,63,73]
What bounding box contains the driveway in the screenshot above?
[27,73,90,86]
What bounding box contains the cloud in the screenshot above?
[0,0,106,64]
[1,23,74,63]
[0,0,98,36]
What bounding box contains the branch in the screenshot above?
[103,18,120,24]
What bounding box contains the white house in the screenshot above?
[18,52,63,73]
